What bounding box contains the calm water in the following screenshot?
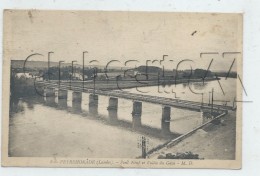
[9,78,236,158]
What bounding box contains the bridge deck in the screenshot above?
[36,81,234,112]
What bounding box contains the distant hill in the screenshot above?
[11,60,59,69]
[11,60,135,72]
[11,60,108,69]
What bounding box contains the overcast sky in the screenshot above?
[4,10,242,71]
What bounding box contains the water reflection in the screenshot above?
[9,97,24,115]
[161,120,171,135]
[108,109,118,121]
[72,102,82,113]
[38,91,206,135]
[10,95,181,140]
[44,96,56,107]
[57,99,67,109]
[192,82,209,90]
[89,94,98,115]
[132,115,142,129]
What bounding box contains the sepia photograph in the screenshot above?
[2,10,242,168]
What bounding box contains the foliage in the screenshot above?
[158,152,202,159]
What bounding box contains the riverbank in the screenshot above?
[149,111,236,160]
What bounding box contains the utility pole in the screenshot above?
[93,67,97,96]
[70,61,77,90]
[138,136,149,159]
[58,61,64,88]
[82,51,88,91]
[208,92,211,105]
[211,88,214,117]
[141,136,147,159]
[48,52,54,81]
[233,97,236,109]
[201,93,204,107]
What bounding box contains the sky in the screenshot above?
[4,10,242,71]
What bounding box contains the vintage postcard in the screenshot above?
[2,10,242,168]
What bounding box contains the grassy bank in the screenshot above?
[149,111,236,160]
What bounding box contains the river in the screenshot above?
[8,78,236,158]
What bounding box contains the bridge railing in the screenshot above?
[35,80,234,111]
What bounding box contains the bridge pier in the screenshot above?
[89,94,98,114]
[132,101,142,129]
[43,88,56,97]
[58,90,68,99]
[72,92,82,102]
[161,106,171,135]
[107,97,118,120]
